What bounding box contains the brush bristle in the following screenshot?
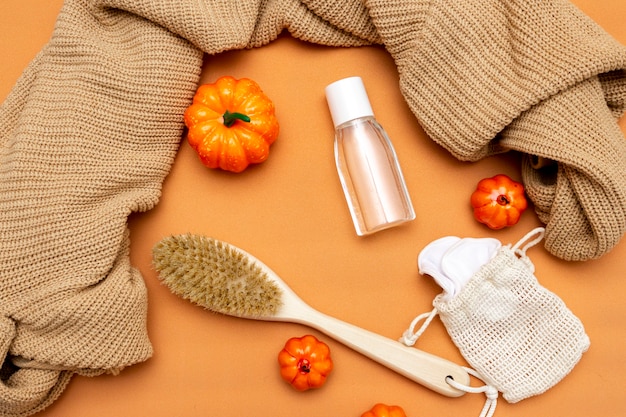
[152,234,283,318]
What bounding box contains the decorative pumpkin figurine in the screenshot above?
[361,403,408,417]
[183,76,279,173]
[278,334,333,391]
[470,174,528,229]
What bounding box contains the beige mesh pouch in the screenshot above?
[405,228,590,405]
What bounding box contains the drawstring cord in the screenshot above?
[509,226,545,273]
[399,308,438,347]
[400,309,498,417]
[511,227,545,257]
[446,368,498,417]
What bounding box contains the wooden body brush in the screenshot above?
[152,234,470,397]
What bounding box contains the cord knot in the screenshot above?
[445,367,498,417]
[485,384,499,401]
[398,308,438,347]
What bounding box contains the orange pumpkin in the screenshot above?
[470,174,528,229]
[278,335,333,391]
[361,403,408,417]
[183,76,279,173]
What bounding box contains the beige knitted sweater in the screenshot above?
[1,0,625,415]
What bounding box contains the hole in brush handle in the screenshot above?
[295,305,469,397]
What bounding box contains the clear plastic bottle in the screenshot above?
[325,76,415,236]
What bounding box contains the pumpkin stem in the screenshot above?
[222,110,251,127]
[298,359,311,374]
[496,195,510,206]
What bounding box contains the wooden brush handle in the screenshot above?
[294,304,470,397]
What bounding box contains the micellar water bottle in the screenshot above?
[325,76,415,236]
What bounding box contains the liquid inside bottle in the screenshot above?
[326,76,415,235]
[334,117,415,235]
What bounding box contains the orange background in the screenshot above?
[1,1,625,416]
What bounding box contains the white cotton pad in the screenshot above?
[440,237,501,297]
[418,236,501,300]
[417,236,461,297]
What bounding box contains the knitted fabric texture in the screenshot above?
[0,0,624,415]
[433,238,590,403]
[368,0,626,260]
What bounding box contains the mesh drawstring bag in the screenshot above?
[402,228,590,415]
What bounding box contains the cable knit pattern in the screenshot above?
[1,0,625,414]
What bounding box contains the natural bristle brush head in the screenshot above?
[152,234,283,317]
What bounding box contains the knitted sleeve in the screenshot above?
[367,0,626,260]
[0,2,201,415]
[0,0,369,415]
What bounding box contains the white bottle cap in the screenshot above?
[325,76,374,128]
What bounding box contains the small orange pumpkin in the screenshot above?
[361,403,408,417]
[470,174,528,229]
[278,335,333,391]
[183,76,279,173]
